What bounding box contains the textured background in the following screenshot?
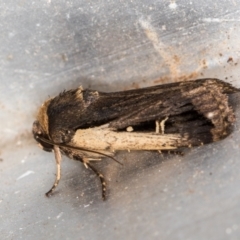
[1,1,240,239]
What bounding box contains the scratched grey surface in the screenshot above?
[1,1,240,239]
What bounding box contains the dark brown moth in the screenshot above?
[32,78,239,200]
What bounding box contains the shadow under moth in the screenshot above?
[32,78,240,200]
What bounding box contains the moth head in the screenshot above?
[32,99,53,152]
[32,120,53,152]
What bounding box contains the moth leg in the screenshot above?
[157,149,183,156]
[169,150,184,156]
[45,145,62,197]
[82,157,102,169]
[155,120,160,134]
[160,117,168,134]
[86,163,107,200]
[162,150,184,156]
[155,117,168,134]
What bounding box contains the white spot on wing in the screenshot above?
[126,126,134,132]
[207,112,215,119]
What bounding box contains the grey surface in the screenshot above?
[1,1,240,239]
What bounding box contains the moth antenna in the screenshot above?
[37,136,123,165]
[45,145,62,196]
[59,144,123,166]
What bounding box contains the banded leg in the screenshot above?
[87,163,107,200]
[161,150,184,156]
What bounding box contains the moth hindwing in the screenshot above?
[32,78,239,200]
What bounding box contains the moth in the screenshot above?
[32,78,239,200]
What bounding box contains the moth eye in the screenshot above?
[37,131,42,135]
